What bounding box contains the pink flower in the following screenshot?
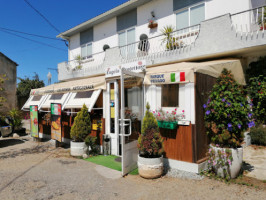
[153,111,155,114]
[213,161,216,166]
[182,110,185,113]
[228,159,232,165]
[175,108,177,111]
[167,111,169,113]
[209,148,212,153]
[174,112,176,115]
[208,160,211,163]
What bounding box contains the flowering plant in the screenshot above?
[204,69,253,148]
[152,108,185,122]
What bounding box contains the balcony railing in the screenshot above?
[58,51,105,80]
[231,5,266,37]
[119,24,200,63]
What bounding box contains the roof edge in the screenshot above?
[0,52,18,66]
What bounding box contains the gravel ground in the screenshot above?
[0,135,265,200]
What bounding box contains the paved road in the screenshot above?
[0,136,265,200]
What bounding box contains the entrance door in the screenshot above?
[120,69,144,176]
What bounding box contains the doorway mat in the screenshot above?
[84,155,138,175]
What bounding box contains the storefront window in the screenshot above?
[161,84,179,107]
[75,91,93,99]
[32,95,42,101]
[50,93,64,100]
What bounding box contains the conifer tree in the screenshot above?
[70,104,91,142]
[138,103,164,158]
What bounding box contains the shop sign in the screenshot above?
[150,74,166,84]
[105,60,146,78]
[30,105,39,138]
[92,119,102,131]
[51,103,62,142]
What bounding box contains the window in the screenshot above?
[176,3,205,29]
[32,95,42,101]
[74,91,93,99]
[161,84,179,107]
[80,28,93,60]
[81,43,92,59]
[50,93,64,100]
[119,28,136,58]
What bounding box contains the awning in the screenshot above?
[40,93,70,109]
[22,95,47,110]
[30,75,106,95]
[63,89,102,111]
[144,59,246,85]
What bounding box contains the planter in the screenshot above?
[138,155,163,179]
[157,121,177,130]
[148,23,158,29]
[70,141,87,157]
[211,145,243,179]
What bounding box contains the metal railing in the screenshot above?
[58,51,106,77]
[231,5,266,37]
[119,24,200,63]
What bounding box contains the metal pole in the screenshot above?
[120,70,125,176]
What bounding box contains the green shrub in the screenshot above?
[70,104,91,142]
[85,135,98,155]
[138,103,164,158]
[250,124,266,146]
[204,69,252,148]
[247,75,266,124]
[9,108,22,131]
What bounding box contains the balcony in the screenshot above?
[58,6,266,81]
[58,51,105,81]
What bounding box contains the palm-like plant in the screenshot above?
[161,25,182,50]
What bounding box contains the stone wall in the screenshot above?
[0,53,18,114]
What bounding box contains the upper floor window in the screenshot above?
[175,2,205,30]
[80,28,93,59]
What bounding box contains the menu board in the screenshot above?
[51,103,62,142]
[30,105,39,138]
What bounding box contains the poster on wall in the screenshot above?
[30,105,39,138]
[51,103,62,142]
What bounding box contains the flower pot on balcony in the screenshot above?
[148,23,158,29]
[157,121,177,130]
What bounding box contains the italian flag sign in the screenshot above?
[171,72,185,83]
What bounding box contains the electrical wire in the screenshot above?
[23,0,61,33]
[0,26,65,41]
[0,29,67,52]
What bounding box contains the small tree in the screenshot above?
[9,108,23,131]
[203,69,252,148]
[70,104,91,142]
[138,103,164,158]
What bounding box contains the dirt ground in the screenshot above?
[0,136,265,200]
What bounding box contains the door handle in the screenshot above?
[119,119,132,136]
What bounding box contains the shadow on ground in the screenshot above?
[243,161,255,172]
[0,139,25,148]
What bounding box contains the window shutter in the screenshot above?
[173,0,203,11]
[117,9,137,32]
[80,28,93,45]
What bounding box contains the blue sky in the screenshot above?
[0,0,127,85]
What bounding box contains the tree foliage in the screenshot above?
[204,69,252,148]
[17,73,44,98]
[138,103,164,158]
[70,104,91,142]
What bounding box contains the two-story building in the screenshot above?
[23,0,266,174]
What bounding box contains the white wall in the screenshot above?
[67,0,257,62]
[205,0,251,19]
[145,83,195,124]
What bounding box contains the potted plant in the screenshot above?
[203,69,254,179]
[70,104,91,156]
[137,103,164,179]
[161,25,183,51]
[153,108,184,129]
[148,19,158,29]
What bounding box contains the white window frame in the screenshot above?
[175,2,206,29]
[81,42,93,60]
[118,26,136,47]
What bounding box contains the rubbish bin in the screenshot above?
[102,134,111,156]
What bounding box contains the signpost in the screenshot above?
[51,103,62,142]
[30,105,39,138]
